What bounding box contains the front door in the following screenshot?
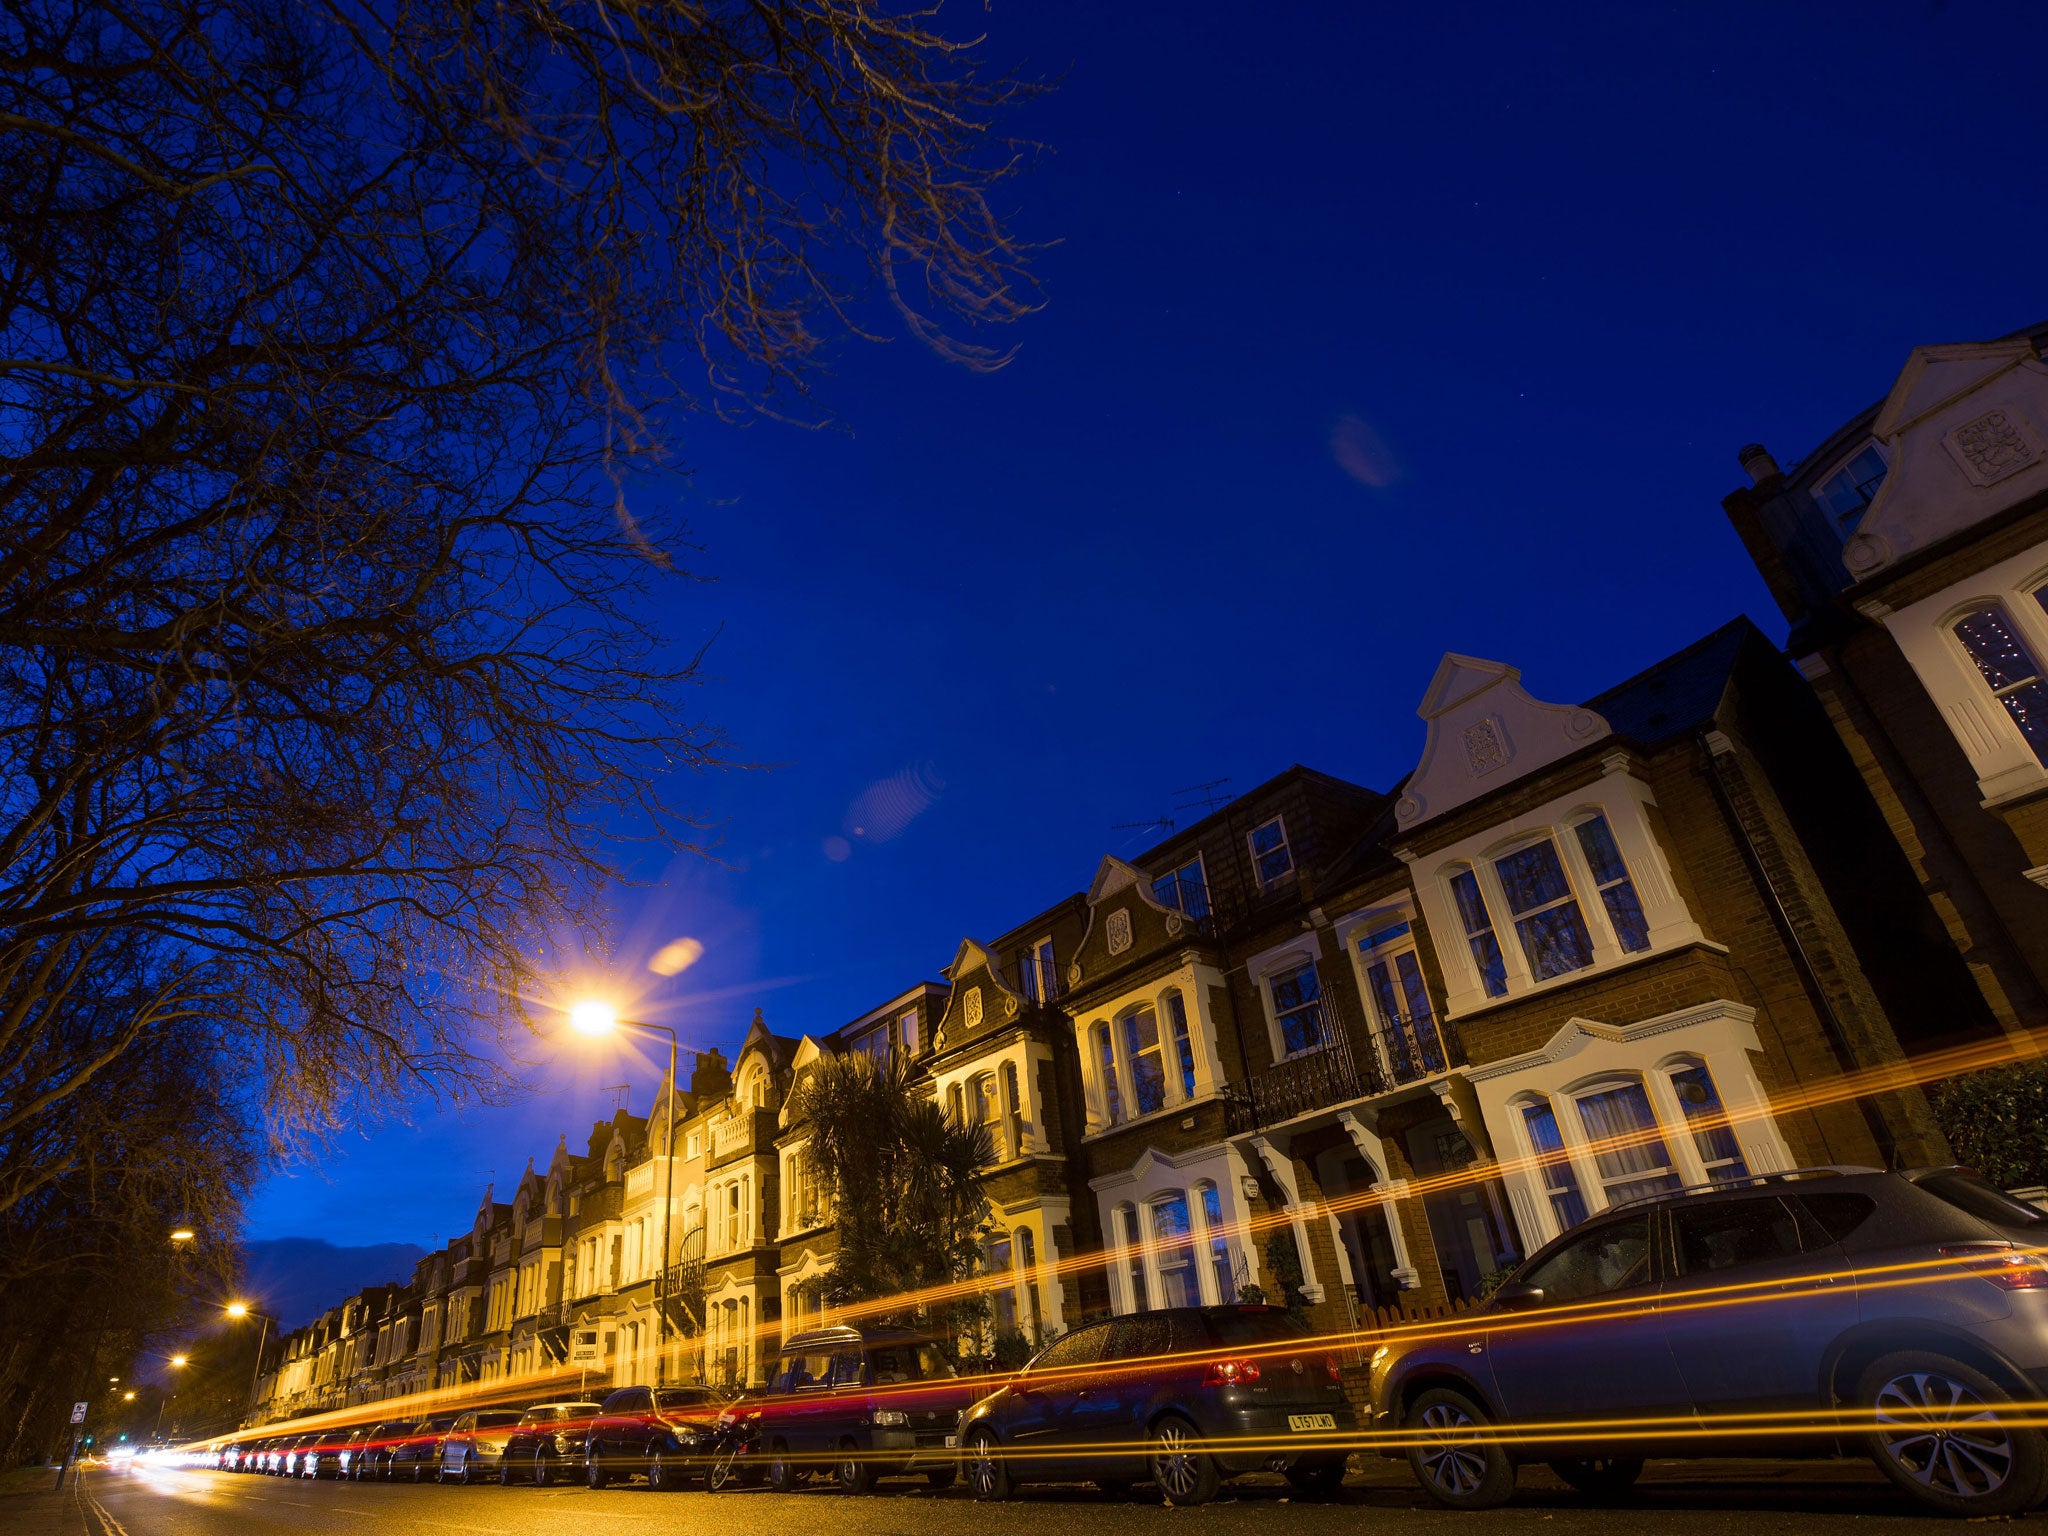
[1483,1212,1690,1449]
[1660,1194,1859,1419]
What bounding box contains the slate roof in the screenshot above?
[1583,616,1761,748]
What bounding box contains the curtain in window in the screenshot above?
[1520,1099,1588,1229]
[1670,1063,1748,1180]
[1574,1081,1681,1205]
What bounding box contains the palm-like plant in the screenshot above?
[788,1052,994,1341]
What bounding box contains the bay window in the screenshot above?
[1149,1194,1199,1308]
[1449,869,1509,997]
[1119,1205,1149,1310]
[1519,1098,1588,1230]
[1573,814,1650,953]
[1121,1006,1168,1116]
[1094,1022,1124,1125]
[1669,1061,1747,1182]
[1199,1183,1236,1302]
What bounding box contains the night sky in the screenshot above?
[246,1,2048,1253]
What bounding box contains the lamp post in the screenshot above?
[571,1002,680,1385]
[226,1303,271,1421]
[155,1357,187,1441]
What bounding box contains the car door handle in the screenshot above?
[1075,1388,1092,1399]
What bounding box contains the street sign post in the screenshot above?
[569,1327,601,1397]
[70,1403,87,1424]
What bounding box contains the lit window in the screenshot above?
[1164,991,1198,1099]
[1814,444,1888,533]
[1199,1183,1235,1302]
[1448,869,1508,997]
[1669,1062,1748,1182]
[985,1234,1017,1332]
[1573,814,1651,953]
[1269,961,1326,1055]
[970,1074,1001,1150]
[1121,1006,1167,1116]
[1955,605,2048,765]
[1094,1021,1124,1124]
[1520,1098,1589,1230]
[1248,817,1294,887]
[900,1008,920,1057]
[1152,857,1210,919]
[1573,1080,1682,1206]
[1494,838,1595,981]
[1149,1194,1199,1308]
[1120,1206,1149,1310]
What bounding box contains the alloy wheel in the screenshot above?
[1152,1420,1200,1500]
[969,1435,1000,1497]
[1874,1370,2016,1500]
[1416,1400,1490,1498]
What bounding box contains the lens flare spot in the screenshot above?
[648,937,704,977]
[1332,412,1401,488]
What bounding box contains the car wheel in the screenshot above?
[1862,1351,2048,1517]
[533,1451,554,1487]
[965,1427,1011,1502]
[766,1439,797,1494]
[648,1449,682,1491]
[587,1450,609,1490]
[1284,1456,1349,1498]
[1547,1456,1643,1500]
[460,1459,476,1486]
[1406,1386,1515,1511]
[411,1461,425,1484]
[1148,1414,1220,1507]
[836,1438,874,1494]
[499,1457,515,1486]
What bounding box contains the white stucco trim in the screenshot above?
[1468,999,1793,1250]
[1091,1143,1263,1312]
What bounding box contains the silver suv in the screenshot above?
[1368,1167,2048,1517]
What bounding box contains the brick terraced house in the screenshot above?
[250,323,2048,1426]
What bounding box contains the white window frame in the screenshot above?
[1151,853,1209,916]
[1338,902,1448,1084]
[1811,439,1889,532]
[1406,764,1704,1018]
[1245,936,1330,1064]
[1247,815,1296,890]
[1020,935,1057,1003]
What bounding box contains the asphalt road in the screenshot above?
[17,1458,2031,1536]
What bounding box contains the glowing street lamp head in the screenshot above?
[169,1355,188,1368]
[169,1228,195,1243]
[225,1302,249,1319]
[123,1391,135,1402]
[569,1000,618,1037]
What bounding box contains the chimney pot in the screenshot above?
[1738,443,1780,484]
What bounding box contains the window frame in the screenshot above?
[1266,957,1328,1058]
[1247,815,1296,890]
[1948,598,2048,769]
[1152,854,1210,919]
[1812,440,1889,534]
[1348,911,1448,1083]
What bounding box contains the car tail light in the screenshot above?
[1938,1241,2048,1289]
[1204,1358,1261,1386]
[1322,1355,1343,1384]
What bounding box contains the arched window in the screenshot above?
[1001,1059,1025,1155]
[1516,1094,1588,1230]
[1163,991,1198,1099]
[1954,605,2048,764]
[1093,1021,1124,1125]
[1665,1058,1747,1182]
[1120,1005,1167,1115]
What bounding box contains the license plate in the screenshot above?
[1287,1413,1336,1432]
[944,1435,958,1450]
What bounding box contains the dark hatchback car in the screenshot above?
[301,1428,349,1479]
[585,1385,727,1489]
[388,1416,457,1482]
[1373,1167,2048,1517]
[501,1401,603,1485]
[959,1305,1355,1506]
[349,1420,415,1480]
[749,1325,977,1494]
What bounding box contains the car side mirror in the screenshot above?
[1492,1281,1545,1311]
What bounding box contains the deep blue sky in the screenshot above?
[248,0,2048,1251]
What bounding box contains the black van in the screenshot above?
[750,1325,978,1493]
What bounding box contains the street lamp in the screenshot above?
[567,999,681,1384]
[227,1302,271,1418]
[156,1356,187,1440]
[169,1228,196,1243]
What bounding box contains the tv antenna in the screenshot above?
[603,1084,631,1115]
[1172,777,1234,814]
[1112,814,1175,838]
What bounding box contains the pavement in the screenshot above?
[3,1456,2031,1535]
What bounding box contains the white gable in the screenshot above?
[1394,654,1609,830]
[1844,340,2048,579]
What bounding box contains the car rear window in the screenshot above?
[1916,1171,2048,1229]
[1205,1310,1312,1348]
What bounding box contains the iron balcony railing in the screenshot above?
[1017,953,1064,1006]
[1375,1008,1461,1086]
[1225,1010,1466,1133]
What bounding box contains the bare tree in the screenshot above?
[0,0,1038,1162]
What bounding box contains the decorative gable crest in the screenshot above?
[934,937,1021,1050]
[1843,339,2048,578]
[1395,654,1608,831]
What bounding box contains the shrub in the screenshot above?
[1928,1061,2048,1190]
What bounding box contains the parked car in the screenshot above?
[350,1421,415,1480]
[501,1402,604,1486]
[388,1416,457,1482]
[438,1409,526,1484]
[303,1428,350,1479]
[958,1305,1354,1505]
[334,1428,371,1479]
[584,1385,728,1489]
[1370,1167,2048,1517]
[282,1433,320,1477]
[748,1325,980,1495]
